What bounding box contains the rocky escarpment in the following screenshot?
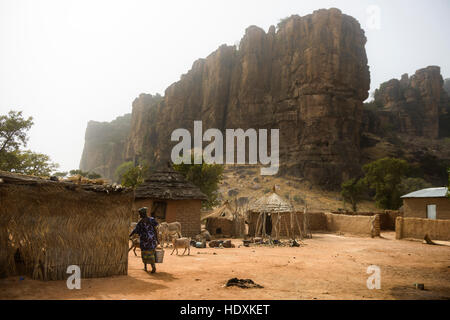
[363,66,450,139]
[79,114,131,180]
[360,67,450,185]
[111,8,369,188]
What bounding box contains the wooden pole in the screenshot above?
[295,213,303,240]
[255,213,262,237]
[284,214,290,239]
[277,213,281,240]
[262,212,267,240]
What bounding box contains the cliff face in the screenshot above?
[79,114,131,180]
[360,67,450,185]
[366,66,450,139]
[79,8,450,187]
[119,8,370,188]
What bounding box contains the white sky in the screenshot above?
[1,0,449,172]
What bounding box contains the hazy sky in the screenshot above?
[1,0,449,172]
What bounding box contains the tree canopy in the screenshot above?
[341,178,366,212]
[0,110,59,176]
[173,156,224,209]
[362,157,409,210]
[114,161,149,188]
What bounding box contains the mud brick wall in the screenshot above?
[169,200,202,238]
[325,213,380,237]
[304,212,327,231]
[402,197,450,219]
[134,199,202,237]
[395,217,450,241]
[330,211,400,230]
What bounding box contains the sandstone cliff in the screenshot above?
[80,8,450,188]
[365,66,449,139]
[117,8,370,188]
[360,67,450,185]
[79,113,131,180]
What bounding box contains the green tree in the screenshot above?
[53,171,68,178]
[115,161,148,188]
[398,177,432,196]
[362,157,409,210]
[67,169,101,179]
[69,169,89,177]
[0,110,58,175]
[0,110,34,171]
[0,110,33,154]
[173,157,224,209]
[87,172,102,179]
[341,178,366,212]
[14,150,59,176]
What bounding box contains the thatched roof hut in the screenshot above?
[249,191,294,213]
[0,171,133,280]
[248,187,303,240]
[203,201,245,237]
[134,169,207,237]
[135,169,207,201]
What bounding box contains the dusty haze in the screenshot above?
[1,0,449,172]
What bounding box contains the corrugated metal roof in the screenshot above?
[401,187,448,199]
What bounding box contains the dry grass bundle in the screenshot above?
[0,172,133,280]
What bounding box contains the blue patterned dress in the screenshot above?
[130,217,159,264]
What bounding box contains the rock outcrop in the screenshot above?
[79,114,131,180]
[80,8,372,187]
[360,67,450,186]
[367,66,450,139]
[111,8,369,188]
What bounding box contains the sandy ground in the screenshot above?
[1,232,449,300]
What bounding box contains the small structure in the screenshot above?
[401,187,450,220]
[203,201,245,237]
[0,171,133,280]
[247,187,304,240]
[134,168,207,237]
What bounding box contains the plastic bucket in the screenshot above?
[155,249,164,263]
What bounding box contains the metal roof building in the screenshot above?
[401,187,448,199]
[401,187,450,220]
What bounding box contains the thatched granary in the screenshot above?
[203,201,245,238]
[134,168,207,237]
[0,171,133,280]
[248,188,305,239]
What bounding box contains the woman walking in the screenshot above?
[130,207,159,273]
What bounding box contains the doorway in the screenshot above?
[265,213,272,235]
[427,204,436,220]
[151,201,167,221]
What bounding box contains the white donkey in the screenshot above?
[158,221,182,247]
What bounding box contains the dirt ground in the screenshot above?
[1,232,449,300]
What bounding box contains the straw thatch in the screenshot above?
[248,187,306,240]
[203,201,245,237]
[135,169,207,201]
[0,171,133,280]
[249,191,294,213]
[203,200,236,221]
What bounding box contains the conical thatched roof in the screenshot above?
[249,188,293,213]
[203,201,236,221]
[134,169,207,200]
